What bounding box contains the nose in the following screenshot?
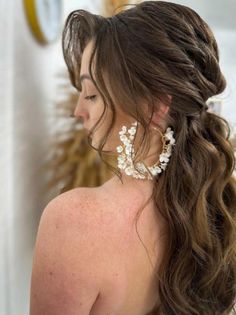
[73,100,89,123]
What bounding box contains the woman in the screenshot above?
[30,1,236,314]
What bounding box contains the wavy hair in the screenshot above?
[62,1,236,314]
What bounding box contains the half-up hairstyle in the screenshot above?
[62,1,236,314]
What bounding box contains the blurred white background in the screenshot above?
[0,1,235,314]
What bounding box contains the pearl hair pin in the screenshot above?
[116,121,175,180]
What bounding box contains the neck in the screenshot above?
[103,171,155,193]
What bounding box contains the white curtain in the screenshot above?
[0,0,15,313]
[0,1,63,314]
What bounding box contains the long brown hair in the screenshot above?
[62,1,236,314]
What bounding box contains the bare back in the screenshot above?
[88,176,169,315]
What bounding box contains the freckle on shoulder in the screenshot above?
[46,187,97,211]
[44,186,102,227]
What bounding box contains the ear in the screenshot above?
[151,95,171,125]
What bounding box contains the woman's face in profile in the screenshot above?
[73,39,136,152]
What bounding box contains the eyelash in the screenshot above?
[84,95,97,101]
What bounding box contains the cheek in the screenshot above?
[92,106,118,147]
[89,102,111,136]
[89,101,104,122]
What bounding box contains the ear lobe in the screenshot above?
[160,104,169,115]
[153,95,171,121]
[151,103,169,124]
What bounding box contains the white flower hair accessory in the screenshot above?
[116,121,176,180]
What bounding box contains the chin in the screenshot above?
[91,138,112,152]
[91,137,99,149]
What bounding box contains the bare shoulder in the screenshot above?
[30,187,107,315]
[41,186,102,227]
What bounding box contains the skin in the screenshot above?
[74,39,171,189]
[30,39,171,315]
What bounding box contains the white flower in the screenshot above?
[136,162,146,172]
[127,157,132,163]
[116,145,123,153]
[120,135,127,142]
[160,162,167,170]
[128,127,136,135]
[165,133,172,141]
[118,163,126,169]
[125,146,132,155]
[164,151,171,157]
[119,130,125,135]
[159,153,169,163]
[165,128,174,140]
[150,166,162,175]
[125,167,133,175]
[123,139,130,146]
[118,155,125,162]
